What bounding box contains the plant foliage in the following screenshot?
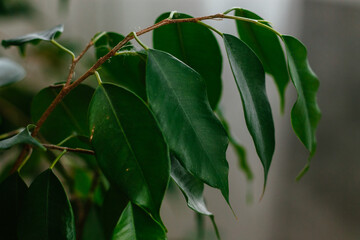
[0,8,320,239]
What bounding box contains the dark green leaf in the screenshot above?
[2,24,63,50]
[235,9,289,111]
[153,12,222,109]
[101,187,129,240]
[223,34,275,185]
[0,58,26,87]
[31,84,94,145]
[18,169,75,240]
[94,32,146,100]
[112,202,166,240]
[146,49,229,202]
[0,124,45,150]
[0,172,28,240]
[216,109,253,181]
[170,155,211,216]
[88,83,169,226]
[81,207,105,240]
[282,35,321,172]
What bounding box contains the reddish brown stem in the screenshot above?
[42,144,95,155]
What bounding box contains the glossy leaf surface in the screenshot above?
[31,84,94,145]
[0,58,26,87]
[235,9,289,111]
[170,155,211,216]
[224,34,275,184]
[0,125,45,150]
[2,24,63,48]
[0,172,27,240]
[282,36,321,162]
[18,169,75,240]
[153,12,222,109]
[146,49,229,201]
[89,83,169,225]
[112,202,166,240]
[94,32,146,100]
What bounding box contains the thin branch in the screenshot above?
[42,144,95,155]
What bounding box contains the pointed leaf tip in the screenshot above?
[0,125,45,150]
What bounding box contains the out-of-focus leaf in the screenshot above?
[94,32,146,100]
[146,49,229,203]
[170,155,211,216]
[235,9,289,111]
[282,35,321,178]
[153,12,222,109]
[89,83,169,227]
[0,124,45,150]
[0,172,28,240]
[101,187,129,240]
[111,202,166,240]
[18,169,75,240]
[74,168,92,199]
[2,24,63,55]
[81,207,105,240]
[223,34,274,186]
[0,58,26,87]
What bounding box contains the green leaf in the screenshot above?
[2,24,63,54]
[81,207,105,240]
[112,202,167,240]
[146,49,229,202]
[170,155,211,216]
[88,83,169,226]
[223,34,275,185]
[153,12,222,109]
[94,32,147,100]
[216,109,253,181]
[0,172,28,240]
[0,124,45,150]
[18,169,75,240]
[235,9,289,112]
[31,84,94,145]
[282,35,321,171]
[101,187,129,240]
[0,58,26,87]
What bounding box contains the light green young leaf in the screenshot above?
[223,34,275,187]
[89,83,169,227]
[153,12,223,109]
[0,124,45,150]
[0,58,26,87]
[282,35,321,177]
[146,49,230,203]
[112,202,167,240]
[235,9,289,112]
[0,172,28,240]
[18,169,76,240]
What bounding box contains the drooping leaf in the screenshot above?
[18,169,76,240]
[0,124,45,150]
[170,155,211,216]
[216,109,253,181]
[0,172,28,240]
[235,9,289,112]
[94,32,147,100]
[31,84,94,145]
[146,49,229,202]
[112,202,166,240]
[88,83,169,226]
[282,35,321,175]
[153,12,222,109]
[223,34,275,186]
[2,24,63,55]
[101,187,129,240]
[0,58,26,87]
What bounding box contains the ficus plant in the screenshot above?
[0,7,321,240]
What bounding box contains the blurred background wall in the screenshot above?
[0,0,359,239]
